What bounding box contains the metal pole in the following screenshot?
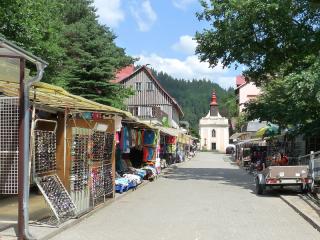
[18,57,25,240]
[18,57,35,240]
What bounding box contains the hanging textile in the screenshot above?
[167,136,176,144]
[120,126,130,153]
[143,147,155,162]
[144,130,155,145]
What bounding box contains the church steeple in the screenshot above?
[210,90,219,116]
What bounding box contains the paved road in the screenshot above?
[52,152,320,240]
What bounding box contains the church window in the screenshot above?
[212,129,216,137]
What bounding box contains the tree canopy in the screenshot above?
[0,0,134,109]
[196,0,320,136]
[195,0,320,85]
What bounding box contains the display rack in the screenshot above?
[35,174,76,225]
[0,97,19,195]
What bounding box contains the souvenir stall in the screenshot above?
[0,80,132,224]
[235,139,267,169]
[158,127,179,166]
[64,113,117,215]
[114,121,160,193]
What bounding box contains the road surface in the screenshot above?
[51,152,320,240]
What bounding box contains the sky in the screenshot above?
[94,0,242,89]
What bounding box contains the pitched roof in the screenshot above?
[112,65,135,83]
[0,36,48,66]
[236,75,246,87]
[115,65,184,117]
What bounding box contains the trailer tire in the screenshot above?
[255,177,264,195]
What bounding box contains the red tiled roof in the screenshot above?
[236,75,246,87]
[111,65,135,83]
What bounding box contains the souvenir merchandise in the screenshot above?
[36,175,76,220]
[70,128,90,192]
[34,130,57,174]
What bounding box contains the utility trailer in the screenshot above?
[255,165,311,195]
[255,151,320,195]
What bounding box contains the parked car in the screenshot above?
[226,145,235,154]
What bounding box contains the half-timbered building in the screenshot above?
[113,65,184,128]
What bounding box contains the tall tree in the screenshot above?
[153,70,237,135]
[0,0,64,82]
[195,0,320,85]
[54,0,134,108]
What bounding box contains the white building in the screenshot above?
[199,91,229,152]
[235,75,261,113]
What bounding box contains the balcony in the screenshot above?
[136,106,168,126]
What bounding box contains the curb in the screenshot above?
[280,195,320,232]
[42,158,194,240]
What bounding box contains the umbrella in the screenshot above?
[256,123,279,138]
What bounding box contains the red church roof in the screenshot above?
[210,90,218,106]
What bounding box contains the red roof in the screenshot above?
[210,90,218,106]
[236,75,246,87]
[116,65,184,117]
[112,65,135,83]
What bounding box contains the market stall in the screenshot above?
[0,80,133,222]
[113,120,160,193]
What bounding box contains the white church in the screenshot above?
[199,90,229,152]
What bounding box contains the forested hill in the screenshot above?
[152,70,237,136]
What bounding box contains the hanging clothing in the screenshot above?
[144,130,155,145]
[143,147,155,161]
[167,136,176,144]
[120,126,130,153]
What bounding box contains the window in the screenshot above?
[146,82,154,91]
[212,129,216,137]
[129,107,139,116]
[135,82,142,91]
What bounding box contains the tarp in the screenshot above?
[0,80,133,118]
[158,126,181,137]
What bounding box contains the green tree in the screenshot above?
[0,0,64,82]
[195,0,320,85]
[245,56,320,135]
[152,69,237,135]
[55,0,134,108]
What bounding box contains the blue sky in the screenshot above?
[94,0,242,89]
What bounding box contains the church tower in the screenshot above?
[199,89,229,152]
[210,90,219,116]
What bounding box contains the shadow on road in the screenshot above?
[163,165,303,198]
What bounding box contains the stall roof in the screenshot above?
[122,116,157,130]
[158,126,182,137]
[0,36,48,65]
[0,80,133,118]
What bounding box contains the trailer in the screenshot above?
[255,165,311,195]
[255,151,320,195]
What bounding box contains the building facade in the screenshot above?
[199,91,229,152]
[235,75,261,113]
[113,65,184,128]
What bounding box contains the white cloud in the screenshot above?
[94,0,124,28]
[136,53,235,89]
[172,0,196,10]
[130,0,157,32]
[172,35,197,55]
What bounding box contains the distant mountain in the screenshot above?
[152,70,237,137]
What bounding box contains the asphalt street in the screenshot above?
[51,152,320,240]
